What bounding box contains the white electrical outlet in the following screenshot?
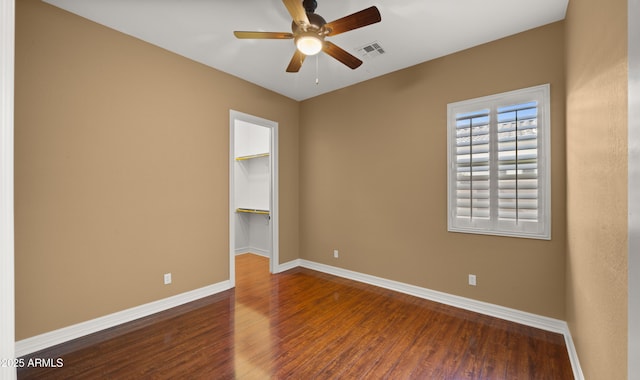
[164,273,172,285]
[468,274,477,286]
[333,249,339,258]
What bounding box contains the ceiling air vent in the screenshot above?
[356,41,385,59]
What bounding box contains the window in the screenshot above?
[447,84,551,240]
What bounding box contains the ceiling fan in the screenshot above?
[233,0,381,73]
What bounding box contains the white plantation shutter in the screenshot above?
[448,85,550,240]
[455,110,491,221]
[497,103,539,223]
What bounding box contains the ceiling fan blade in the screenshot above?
[325,6,381,36]
[322,41,362,69]
[282,0,310,26]
[286,50,306,72]
[234,31,294,39]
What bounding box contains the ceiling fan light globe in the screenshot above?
[296,34,323,55]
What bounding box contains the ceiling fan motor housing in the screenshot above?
[291,13,327,34]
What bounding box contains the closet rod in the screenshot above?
[236,208,270,215]
[235,153,269,161]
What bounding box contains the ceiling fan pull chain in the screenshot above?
[315,55,319,85]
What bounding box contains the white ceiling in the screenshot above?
[43,0,568,101]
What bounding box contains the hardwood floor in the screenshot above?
[18,254,573,379]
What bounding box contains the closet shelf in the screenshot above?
[236,208,270,215]
[235,153,269,161]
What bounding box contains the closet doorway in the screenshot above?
[229,110,279,285]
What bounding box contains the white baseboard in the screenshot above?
[298,259,584,380]
[275,258,301,273]
[15,280,232,357]
[235,247,270,257]
[563,328,585,380]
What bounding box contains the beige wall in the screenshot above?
[565,0,628,378]
[14,0,299,340]
[300,22,566,318]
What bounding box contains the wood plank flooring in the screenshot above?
[18,254,573,379]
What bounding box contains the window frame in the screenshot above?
[447,84,551,240]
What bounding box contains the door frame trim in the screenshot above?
[229,110,279,285]
[0,0,15,375]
